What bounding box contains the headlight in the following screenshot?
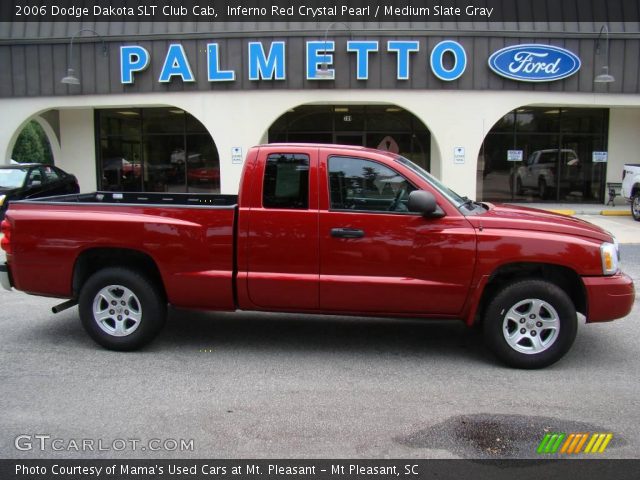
[600,241,620,275]
[0,195,5,207]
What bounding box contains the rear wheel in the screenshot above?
[632,192,640,221]
[79,267,166,350]
[483,280,577,369]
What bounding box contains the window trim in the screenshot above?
[327,154,421,215]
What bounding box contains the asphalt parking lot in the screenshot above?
[0,218,639,460]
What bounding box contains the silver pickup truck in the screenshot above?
[622,164,640,221]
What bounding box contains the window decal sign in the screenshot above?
[488,44,581,82]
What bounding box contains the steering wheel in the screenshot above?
[387,188,406,211]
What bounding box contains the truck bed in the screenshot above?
[21,191,238,207]
[6,191,239,310]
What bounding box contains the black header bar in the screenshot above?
[2,0,640,23]
[2,459,640,480]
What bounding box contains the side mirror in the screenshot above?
[29,180,42,187]
[408,190,444,217]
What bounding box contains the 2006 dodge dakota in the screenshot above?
[0,144,635,368]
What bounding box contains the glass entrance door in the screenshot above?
[561,135,605,202]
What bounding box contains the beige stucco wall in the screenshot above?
[58,109,97,192]
[2,90,640,200]
[607,108,640,186]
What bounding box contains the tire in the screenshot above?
[632,192,640,221]
[78,267,166,351]
[483,280,578,369]
[538,179,548,200]
[516,177,524,195]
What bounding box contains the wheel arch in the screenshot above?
[472,262,586,326]
[72,248,166,301]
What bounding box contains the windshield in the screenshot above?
[394,155,467,207]
[0,168,28,189]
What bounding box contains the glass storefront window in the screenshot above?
[99,110,141,138]
[515,108,561,133]
[142,108,185,135]
[97,108,220,193]
[268,105,431,171]
[478,108,608,203]
[100,136,143,191]
[489,112,516,133]
[186,134,221,193]
[143,134,185,192]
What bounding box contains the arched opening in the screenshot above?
[268,104,432,171]
[11,120,55,165]
[477,106,609,203]
[96,107,220,193]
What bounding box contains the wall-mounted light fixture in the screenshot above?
[594,25,615,84]
[61,29,108,85]
[316,22,352,79]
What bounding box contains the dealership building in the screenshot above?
[1,19,639,203]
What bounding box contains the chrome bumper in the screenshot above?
[0,263,12,291]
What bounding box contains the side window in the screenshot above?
[262,153,310,209]
[329,156,416,213]
[42,166,60,183]
[27,168,44,186]
[540,152,556,165]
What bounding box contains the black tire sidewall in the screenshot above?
[79,267,166,351]
[539,179,547,200]
[516,177,523,195]
[483,280,578,369]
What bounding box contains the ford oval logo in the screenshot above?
[488,44,581,82]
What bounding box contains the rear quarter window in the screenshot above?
[262,153,310,209]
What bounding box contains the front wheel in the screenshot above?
[515,177,524,195]
[538,179,549,200]
[78,267,166,351]
[632,193,640,221]
[483,280,577,369]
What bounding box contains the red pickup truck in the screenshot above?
[0,144,634,368]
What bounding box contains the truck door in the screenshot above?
[318,153,476,315]
[244,148,319,310]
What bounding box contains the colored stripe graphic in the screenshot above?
[560,433,588,454]
[585,433,613,454]
[538,432,613,454]
[537,433,565,454]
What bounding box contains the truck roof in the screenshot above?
[256,143,397,158]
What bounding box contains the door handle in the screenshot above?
[331,228,365,239]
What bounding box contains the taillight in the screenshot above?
[1,219,11,255]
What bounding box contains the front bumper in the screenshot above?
[583,273,635,322]
[0,262,12,291]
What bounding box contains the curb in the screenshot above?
[601,210,632,216]
[548,209,576,216]
[545,209,632,217]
